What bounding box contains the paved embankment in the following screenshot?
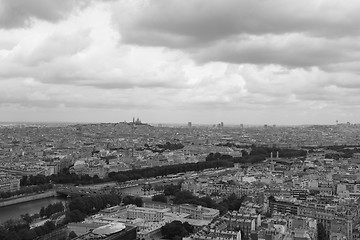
[0,191,58,207]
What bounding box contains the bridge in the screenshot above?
[55,187,114,198]
[54,177,185,198]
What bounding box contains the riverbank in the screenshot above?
[0,196,68,223]
[0,191,59,207]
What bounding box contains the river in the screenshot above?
[0,197,68,224]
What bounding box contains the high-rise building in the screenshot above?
[188,122,192,128]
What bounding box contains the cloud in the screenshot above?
[0,3,191,91]
[0,0,117,29]
[1,0,360,124]
[116,0,360,46]
[113,0,360,71]
[0,78,168,110]
[0,0,83,28]
[196,34,360,69]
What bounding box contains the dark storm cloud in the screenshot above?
[113,0,360,70]
[119,0,360,47]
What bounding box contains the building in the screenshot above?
[45,163,60,176]
[132,221,163,240]
[291,189,308,201]
[182,181,253,198]
[142,201,220,222]
[269,199,300,216]
[178,204,220,221]
[191,229,241,240]
[0,173,20,192]
[70,222,137,240]
[298,203,354,240]
[221,211,260,239]
[68,222,106,236]
[126,205,169,222]
[287,216,317,240]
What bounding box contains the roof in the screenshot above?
[92,222,126,236]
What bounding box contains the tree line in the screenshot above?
[206,147,307,164]
[155,142,184,151]
[142,142,185,153]
[40,202,64,218]
[20,170,105,187]
[18,159,233,188]
[0,202,64,240]
[17,146,305,189]
[108,160,233,183]
[215,144,307,158]
[67,194,122,221]
[249,147,307,158]
[325,145,360,159]
[155,183,246,216]
[173,190,246,215]
[161,221,194,240]
[206,152,266,164]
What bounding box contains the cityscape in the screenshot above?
[2,0,360,240]
[2,120,360,240]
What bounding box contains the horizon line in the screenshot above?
[0,120,356,127]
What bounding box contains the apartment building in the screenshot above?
[0,173,20,192]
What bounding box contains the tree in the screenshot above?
[69,197,87,213]
[164,184,181,196]
[141,183,152,195]
[20,176,28,186]
[317,223,329,240]
[122,195,135,206]
[241,150,248,156]
[268,195,276,202]
[65,210,86,223]
[173,191,195,204]
[20,213,32,225]
[16,229,37,240]
[154,185,164,192]
[0,226,7,240]
[43,221,56,232]
[69,231,77,239]
[134,197,143,207]
[183,222,194,234]
[161,221,190,239]
[152,194,167,203]
[4,231,21,240]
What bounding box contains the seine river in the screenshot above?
[0,197,68,223]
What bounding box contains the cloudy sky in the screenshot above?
[1,0,360,125]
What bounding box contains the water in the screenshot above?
[0,197,68,223]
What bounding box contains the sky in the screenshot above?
[1,0,360,125]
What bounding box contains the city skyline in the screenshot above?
[1,1,360,125]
